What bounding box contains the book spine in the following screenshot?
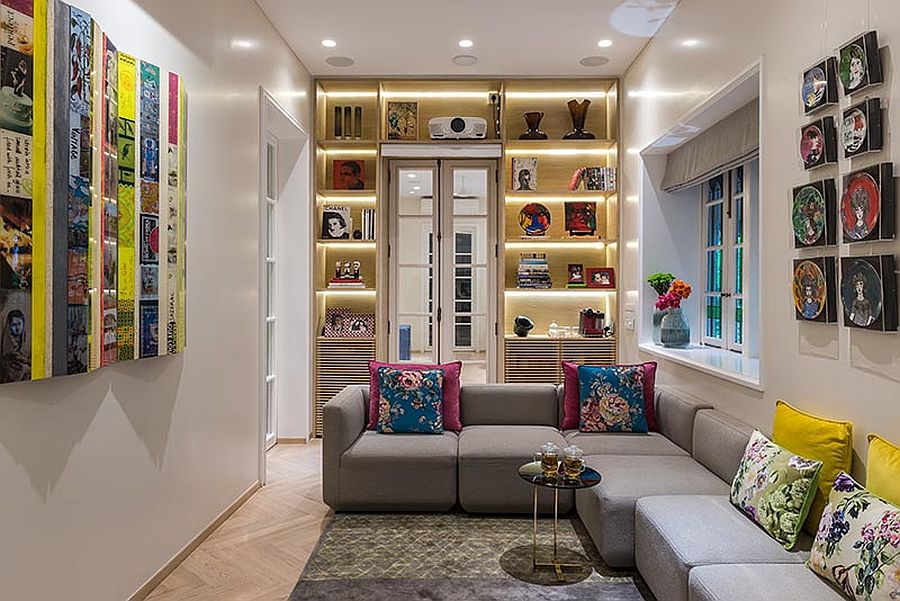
[354,106,362,139]
[334,106,342,139]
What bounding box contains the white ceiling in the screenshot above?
[254,0,679,77]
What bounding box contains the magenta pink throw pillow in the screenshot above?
[562,361,658,431]
[367,361,462,431]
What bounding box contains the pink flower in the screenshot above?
[398,370,423,390]
[860,522,877,543]
[877,511,900,548]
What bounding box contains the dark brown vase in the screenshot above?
[519,111,549,140]
[564,99,596,139]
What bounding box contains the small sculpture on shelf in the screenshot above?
[564,99,595,139]
[513,315,535,337]
[519,111,549,140]
[329,261,365,289]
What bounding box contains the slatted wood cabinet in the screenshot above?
[504,337,617,384]
[314,337,376,436]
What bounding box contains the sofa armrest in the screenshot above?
[322,385,367,509]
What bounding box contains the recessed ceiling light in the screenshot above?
[230,39,258,50]
[451,54,478,67]
[407,173,416,179]
[321,39,337,48]
[596,39,613,48]
[413,186,421,190]
[458,39,474,48]
[682,39,700,47]
[579,56,610,67]
[325,56,355,67]
[408,191,416,195]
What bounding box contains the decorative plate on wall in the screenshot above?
[840,163,894,243]
[838,31,883,96]
[840,255,897,332]
[799,116,837,170]
[792,179,836,248]
[841,98,882,158]
[801,57,838,115]
[793,257,837,323]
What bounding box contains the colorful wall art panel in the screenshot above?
[801,57,838,115]
[800,116,837,170]
[792,257,837,324]
[840,255,897,332]
[2,0,189,385]
[841,98,882,159]
[838,31,883,96]
[840,163,894,244]
[791,179,836,248]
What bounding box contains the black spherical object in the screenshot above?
[513,315,535,337]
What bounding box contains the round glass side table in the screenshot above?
[517,461,602,581]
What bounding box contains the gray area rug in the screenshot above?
[290,513,654,600]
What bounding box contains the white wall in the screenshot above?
[621,0,900,469]
[0,1,313,599]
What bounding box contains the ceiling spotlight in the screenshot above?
[682,39,700,47]
[325,56,355,67]
[407,173,416,179]
[452,54,478,67]
[458,39,474,48]
[596,39,613,48]
[321,39,337,48]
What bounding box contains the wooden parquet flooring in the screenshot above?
[145,441,331,601]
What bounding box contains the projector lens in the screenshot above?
[450,117,465,133]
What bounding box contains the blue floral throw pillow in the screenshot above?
[577,365,648,433]
[376,367,444,434]
[808,473,900,601]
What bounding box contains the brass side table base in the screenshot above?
[531,486,588,582]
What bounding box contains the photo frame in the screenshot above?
[586,267,615,289]
[566,263,585,288]
[511,157,537,191]
[344,312,375,338]
[792,257,837,324]
[386,101,418,140]
[840,163,894,244]
[791,179,837,248]
[840,255,897,332]
[321,205,351,240]
[564,201,597,236]
[332,159,365,190]
[323,308,350,337]
[799,116,837,170]
[801,57,838,115]
[841,97,882,159]
[838,31,883,96]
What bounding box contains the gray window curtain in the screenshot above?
[661,99,759,192]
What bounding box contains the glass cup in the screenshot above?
[536,442,560,476]
[563,446,585,479]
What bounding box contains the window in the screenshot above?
[701,164,749,352]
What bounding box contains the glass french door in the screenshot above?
[389,160,497,383]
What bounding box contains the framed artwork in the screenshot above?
[841,98,882,159]
[840,163,894,243]
[799,116,837,170]
[567,263,585,288]
[801,57,838,115]
[838,31,883,96]
[564,201,596,236]
[792,179,836,248]
[386,101,417,140]
[511,157,537,191]
[586,267,615,289]
[840,255,897,332]
[792,257,837,324]
[517,203,551,237]
[321,205,351,240]
[323,308,349,337]
[332,159,365,190]
[345,313,375,338]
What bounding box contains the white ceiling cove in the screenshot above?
[254,0,679,77]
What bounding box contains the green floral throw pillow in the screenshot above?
[808,473,900,601]
[731,430,823,548]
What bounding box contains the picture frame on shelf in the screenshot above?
[801,57,838,114]
[792,179,837,248]
[586,267,615,289]
[345,313,375,338]
[792,257,837,324]
[332,159,365,190]
[323,308,350,337]
[321,205,352,240]
[799,116,837,170]
[840,255,897,332]
[840,163,894,244]
[567,263,585,288]
[564,201,596,236]
[386,101,418,140]
[838,31,883,96]
[511,157,537,191]
[841,97,882,159]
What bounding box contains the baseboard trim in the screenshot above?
[277,437,308,444]
[128,481,262,600]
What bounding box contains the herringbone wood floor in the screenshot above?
[146,441,330,601]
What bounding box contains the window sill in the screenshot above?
[638,342,763,392]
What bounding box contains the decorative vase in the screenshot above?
[513,315,535,337]
[563,99,596,139]
[519,111,548,140]
[660,307,690,348]
[652,309,665,345]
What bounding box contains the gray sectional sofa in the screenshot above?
[323,383,847,601]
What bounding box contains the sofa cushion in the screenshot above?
[867,433,900,506]
[577,365,649,433]
[458,425,571,513]
[656,389,712,453]
[688,564,846,601]
[635,495,811,601]
[576,455,729,568]
[339,431,458,511]
[376,367,445,434]
[459,384,559,427]
[564,430,688,457]
[561,361,658,431]
[367,360,462,431]
[692,409,754,483]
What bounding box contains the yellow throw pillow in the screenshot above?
[772,400,853,536]
[867,434,900,507]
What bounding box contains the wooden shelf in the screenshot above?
[317,190,378,201]
[317,139,378,153]
[504,288,616,294]
[505,189,615,199]
[504,237,609,245]
[316,288,377,293]
[505,139,617,152]
[316,239,377,245]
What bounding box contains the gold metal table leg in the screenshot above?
[531,486,588,582]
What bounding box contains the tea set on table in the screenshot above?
[533,442,585,480]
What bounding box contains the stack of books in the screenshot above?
[328,278,366,289]
[517,253,551,289]
[360,208,376,240]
